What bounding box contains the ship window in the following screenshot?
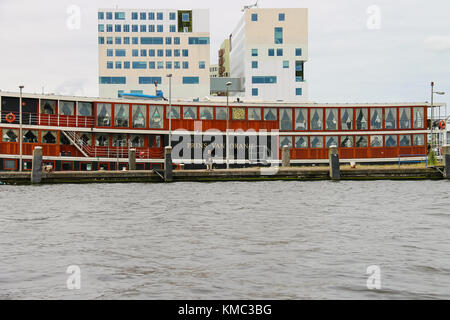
[399,134,411,146]
[41,131,57,144]
[183,106,197,119]
[326,136,339,148]
[216,107,227,120]
[166,106,181,119]
[399,108,411,129]
[79,133,92,146]
[114,104,129,127]
[95,134,109,146]
[78,102,93,116]
[310,109,323,130]
[155,135,161,147]
[264,108,277,121]
[132,105,146,128]
[385,135,397,147]
[340,136,353,148]
[370,135,383,147]
[279,108,292,130]
[355,136,368,147]
[280,136,292,148]
[295,136,308,148]
[23,130,38,143]
[4,159,16,170]
[295,108,308,130]
[310,136,324,148]
[355,108,368,130]
[130,135,144,147]
[149,106,164,128]
[325,109,338,130]
[59,101,75,115]
[370,108,382,129]
[413,107,425,129]
[232,107,246,120]
[340,108,353,130]
[2,129,19,142]
[413,134,425,146]
[248,108,261,121]
[385,108,397,129]
[112,134,127,147]
[97,103,112,126]
[40,100,56,115]
[199,107,213,120]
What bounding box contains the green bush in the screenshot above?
[428,149,439,166]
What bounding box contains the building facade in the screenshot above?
[98,9,211,99]
[210,64,219,78]
[229,8,308,102]
[218,39,231,77]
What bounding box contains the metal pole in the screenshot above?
[169,76,172,147]
[19,85,24,172]
[430,82,434,150]
[226,87,229,169]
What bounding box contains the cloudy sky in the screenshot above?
[0,0,449,110]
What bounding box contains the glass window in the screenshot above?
[98,12,104,20]
[296,88,302,96]
[2,129,19,142]
[199,107,213,120]
[310,109,323,130]
[413,134,425,146]
[115,25,121,32]
[283,60,289,68]
[413,107,425,129]
[115,37,121,44]
[132,49,138,57]
[182,77,199,84]
[326,136,339,148]
[98,37,105,44]
[114,104,129,127]
[132,25,138,32]
[169,12,176,20]
[166,37,172,45]
[123,37,130,44]
[325,109,338,130]
[370,135,383,147]
[140,25,146,32]
[157,25,163,32]
[112,134,127,147]
[264,108,277,121]
[95,134,109,146]
[149,106,164,128]
[115,62,122,69]
[251,13,258,21]
[199,61,205,69]
[174,49,180,57]
[131,12,138,20]
[166,106,181,119]
[79,133,92,146]
[385,135,397,147]
[174,61,180,69]
[280,136,292,148]
[252,61,258,69]
[166,61,172,69]
[148,12,155,20]
[216,107,228,120]
[123,25,130,32]
[296,48,302,56]
[385,108,397,129]
[130,135,145,148]
[41,131,57,144]
[106,12,113,19]
[183,106,197,119]
[149,62,155,69]
[59,101,75,115]
[106,24,113,32]
[274,27,283,44]
[277,48,283,56]
[182,62,189,69]
[174,37,180,44]
[149,25,155,32]
[77,102,93,116]
[248,108,261,121]
[310,136,323,148]
[182,49,189,57]
[340,136,353,148]
[340,108,353,130]
[232,108,245,120]
[268,49,274,56]
[399,108,411,129]
[115,12,125,20]
[280,108,292,130]
[355,136,368,147]
[279,13,285,21]
[295,108,308,130]
[399,135,411,146]
[295,136,308,148]
[107,37,113,44]
[251,49,258,56]
[182,12,189,22]
[97,103,112,126]
[356,108,368,130]
[98,24,104,32]
[107,49,113,56]
[157,12,163,20]
[132,37,138,44]
[132,105,146,128]
[252,88,258,96]
[41,100,56,114]
[140,12,147,20]
[370,108,383,129]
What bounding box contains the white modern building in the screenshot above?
[98,9,210,99]
[229,8,308,102]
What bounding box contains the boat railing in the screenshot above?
[398,154,428,168]
[0,111,94,128]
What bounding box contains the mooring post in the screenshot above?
[128,148,136,171]
[282,145,290,167]
[442,145,450,179]
[329,145,340,180]
[31,146,43,184]
[164,146,173,182]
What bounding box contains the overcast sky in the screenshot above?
[0,0,449,110]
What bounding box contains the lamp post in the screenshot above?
[19,85,24,172]
[430,82,446,149]
[167,74,173,147]
[225,81,232,169]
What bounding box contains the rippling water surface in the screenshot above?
[0,180,449,299]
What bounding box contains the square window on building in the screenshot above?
[149,12,155,20]
[174,49,180,57]
[199,61,206,69]
[98,37,105,44]
[157,49,164,57]
[132,12,138,20]
[149,61,155,69]
[182,12,190,22]
[252,61,258,68]
[149,49,155,56]
[98,24,104,32]
[182,49,189,57]
[182,61,189,69]
[268,49,274,56]
[140,12,146,20]
[148,25,154,32]
[123,25,130,32]
[283,61,289,68]
[157,25,163,32]
[98,12,104,20]
[132,37,138,44]
[251,13,258,21]
[106,24,113,32]
[115,12,125,20]
[107,61,113,69]
[252,88,258,96]
[166,61,172,69]
[170,12,176,20]
[166,37,172,45]
[115,37,121,44]
[157,12,163,20]
[106,12,113,20]
[166,49,172,57]
[107,49,113,57]
[174,37,180,45]
[157,61,164,69]
[252,49,258,56]
[274,27,283,44]
[141,49,147,57]
[123,37,130,44]
[296,48,302,56]
[170,25,176,32]
[279,13,285,21]
[174,61,180,69]
[140,25,147,32]
[115,25,121,32]
[132,25,138,32]
[132,49,138,57]
[296,88,302,96]
[124,61,130,69]
[106,37,113,44]
[116,61,122,69]
[277,48,283,56]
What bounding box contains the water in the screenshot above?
[0,180,449,300]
